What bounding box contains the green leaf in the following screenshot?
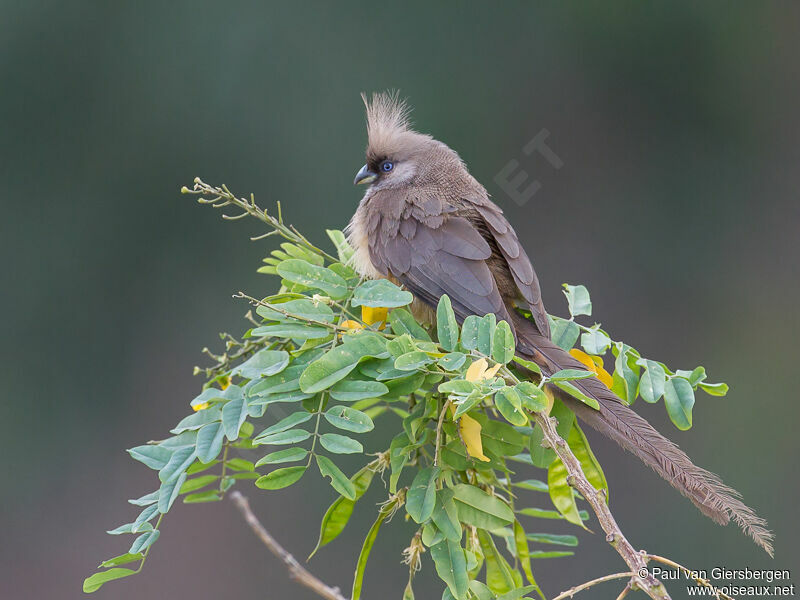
[222,396,249,441]
[513,520,542,595]
[526,533,578,546]
[513,479,548,493]
[158,446,196,484]
[309,465,375,558]
[182,490,222,504]
[567,423,608,500]
[550,319,580,351]
[406,466,440,523]
[580,327,611,355]
[351,508,391,600]
[664,377,695,430]
[226,458,255,471]
[497,586,539,600]
[251,323,331,340]
[437,295,460,351]
[324,405,374,433]
[638,360,667,404]
[279,242,325,265]
[432,489,463,542]
[460,315,480,350]
[476,415,526,456]
[128,445,172,471]
[129,529,160,554]
[515,382,548,412]
[438,379,477,395]
[477,313,497,355]
[469,581,494,600]
[256,298,335,323]
[329,379,389,401]
[320,432,363,454]
[547,457,585,528]
[179,474,218,494]
[327,229,355,263]
[170,406,222,434]
[492,320,515,364]
[518,507,589,521]
[495,387,528,426]
[248,365,305,396]
[611,343,640,404]
[452,484,514,530]
[276,259,348,299]
[698,381,728,396]
[255,447,308,466]
[563,284,592,317]
[232,349,290,379]
[106,521,152,535]
[549,369,594,382]
[255,465,307,490]
[394,350,433,372]
[128,490,159,506]
[300,334,389,393]
[388,308,432,341]
[253,429,312,446]
[98,553,143,568]
[351,279,414,308]
[316,454,356,500]
[528,425,555,469]
[511,356,542,375]
[438,352,467,371]
[255,411,314,439]
[195,422,226,464]
[431,539,469,600]
[83,568,138,593]
[551,398,576,440]
[158,472,187,513]
[551,380,600,410]
[477,529,516,595]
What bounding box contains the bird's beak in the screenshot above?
[354,164,378,185]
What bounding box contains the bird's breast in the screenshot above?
[345,206,383,279]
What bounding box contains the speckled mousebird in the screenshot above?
[346,92,773,555]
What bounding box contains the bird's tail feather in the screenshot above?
[511,313,774,556]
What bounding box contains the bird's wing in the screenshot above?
[472,202,550,338]
[368,210,516,325]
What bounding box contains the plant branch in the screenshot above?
[230,491,349,600]
[184,178,339,263]
[531,412,672,600]
[551,572,634,600]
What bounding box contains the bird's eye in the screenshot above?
[381,161,394,172]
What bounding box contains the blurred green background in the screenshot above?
[2,2,798,598]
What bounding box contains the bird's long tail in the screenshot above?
[511,313,774,556]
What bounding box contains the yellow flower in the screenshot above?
[192,402,210,412]
[219,375,231,390]
[361,306,388,329]
[465,358,503,383]
[569,348,613,389]
[459,413,491,462]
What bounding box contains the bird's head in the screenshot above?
[354,92,463,191]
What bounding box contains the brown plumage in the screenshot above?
[346,92,773,555]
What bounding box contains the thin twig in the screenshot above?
[230,491,349,600]
[551,572,634,600]
[531,412,672,600]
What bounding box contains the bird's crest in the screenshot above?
[362,91,431,162]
